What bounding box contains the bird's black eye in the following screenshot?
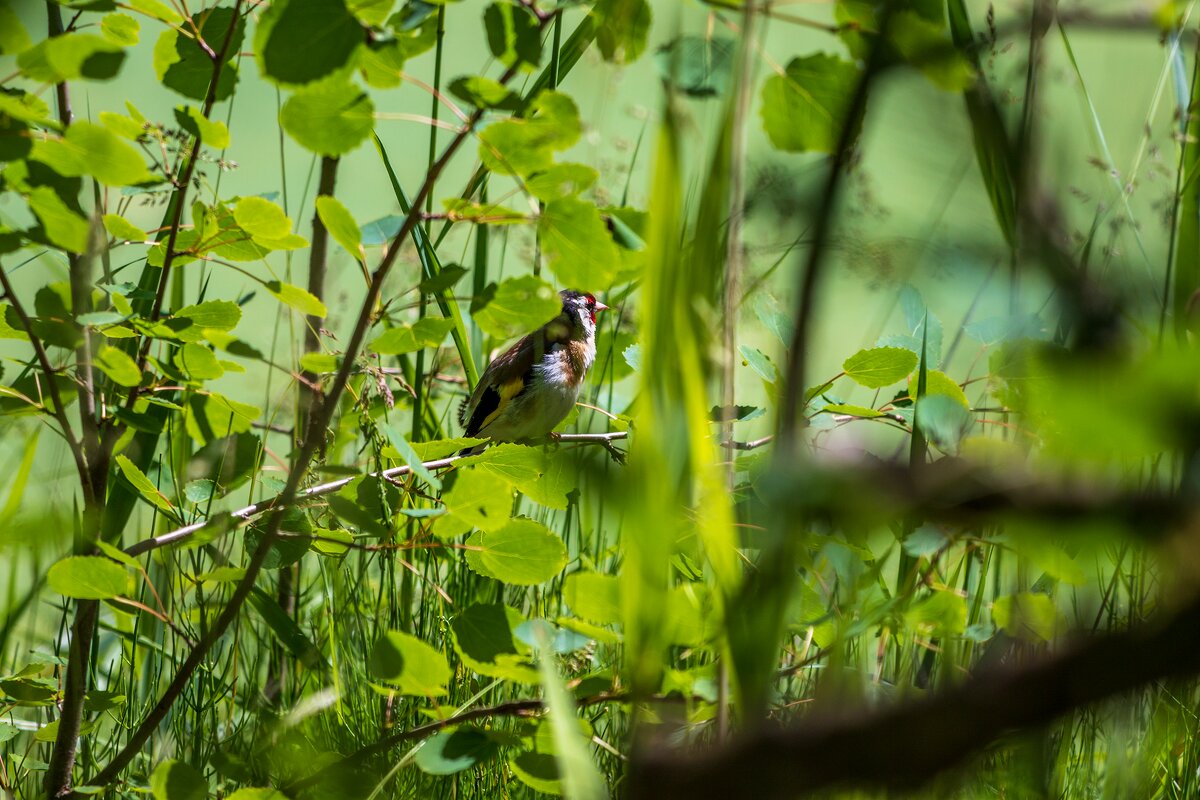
[584,294,595,308]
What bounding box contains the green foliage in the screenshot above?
[47,556,129,600]
[1,1,1193,797]
[760,53,861,153]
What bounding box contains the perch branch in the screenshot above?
[123,431,631,557]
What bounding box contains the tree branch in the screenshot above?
[630,592,1200,799]
[123,432,630,558]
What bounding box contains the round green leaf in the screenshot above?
[538,197,621,289]
[761,53,861,153]
[475,518,568,586]
[415,727,499,775]
[149,759,207,800]
[471,275,561,340]
[843,346,918,389]
[563,572,622,625]
[368,630,451,696]
[266,281,327,318]
[256,0,364,86]
[450,602,538,683]
[94,345,142,387]
[47,556,128,600]
[33,121,154,186]
[280,81,374,156]
[370,318,454,355]
[152,8,243,101]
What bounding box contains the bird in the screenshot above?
[458,289,607,448]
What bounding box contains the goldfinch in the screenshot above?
[459,289,607,445]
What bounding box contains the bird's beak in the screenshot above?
[595,300,609,312]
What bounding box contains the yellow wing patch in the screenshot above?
[478,376,526,432]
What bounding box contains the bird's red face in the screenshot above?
[582,293,608,325]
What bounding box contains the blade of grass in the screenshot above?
[372,132,479,388]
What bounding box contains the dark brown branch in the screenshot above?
[630,593,1200,799]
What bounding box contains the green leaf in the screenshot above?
[564,572,621,625]
[655,35,736,98]
[915,393,971,453]
[128,0,182,24]
[437,467,512,538]
[266,281,327,318]
[478,90,581,176]
[459,443,574,509]
[174,300,241,331]
[315,195,361,258]
[94,345,141,387]
[115,454,176,516]
[906,590,967,636]
[152,8,243,101]
[534,624,607,800]
[911,369,969,408]
[47,556,128,600]
[256,0,364,86]
[102,213,146,242]
[299,352,338,372]
[33,121,154,187]
[592,0,652,64]
[538,197,621,288]
[280,80,374,156]
[0,4,31,55]
[234,196,291,239]
[526,163,599,202]
[29,187,88,253]
[381,423,441,489]
[822,403,883,418]
[739,344,777,383]
[368,630,451,696]
[415,728,499,775]
[370,317,454,354]
[174,106,230,149]
[244,508,311,569]
[450,603,538,684]
[843,346,918,388]
[18,33,124,83]
[174,343,224,381]
[449,75,523,111]
[761,53,861,153]
[891,11,974,91]
[471,275,561,340]
[150,759,207,800]
[443,197,528,224]
[248,586,327,669]
[184,392,260,443]
[483,2,542,70]
[100,13,140,46]
[183,479,216,504]
[992,592,1061,642]
[470,517,568,586]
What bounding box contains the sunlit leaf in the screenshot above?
[761,53,861,153]
[256,0,364,86]
[370,317,454,354]
[538,197,621,289]
[280,80,374,156]
[47,556,129,600]
[94,345,142,387]
[150,759,207,800]
[471,275,561,340]
[368,630,451,695]
[471,517,568,586]
[843,346,917,388]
